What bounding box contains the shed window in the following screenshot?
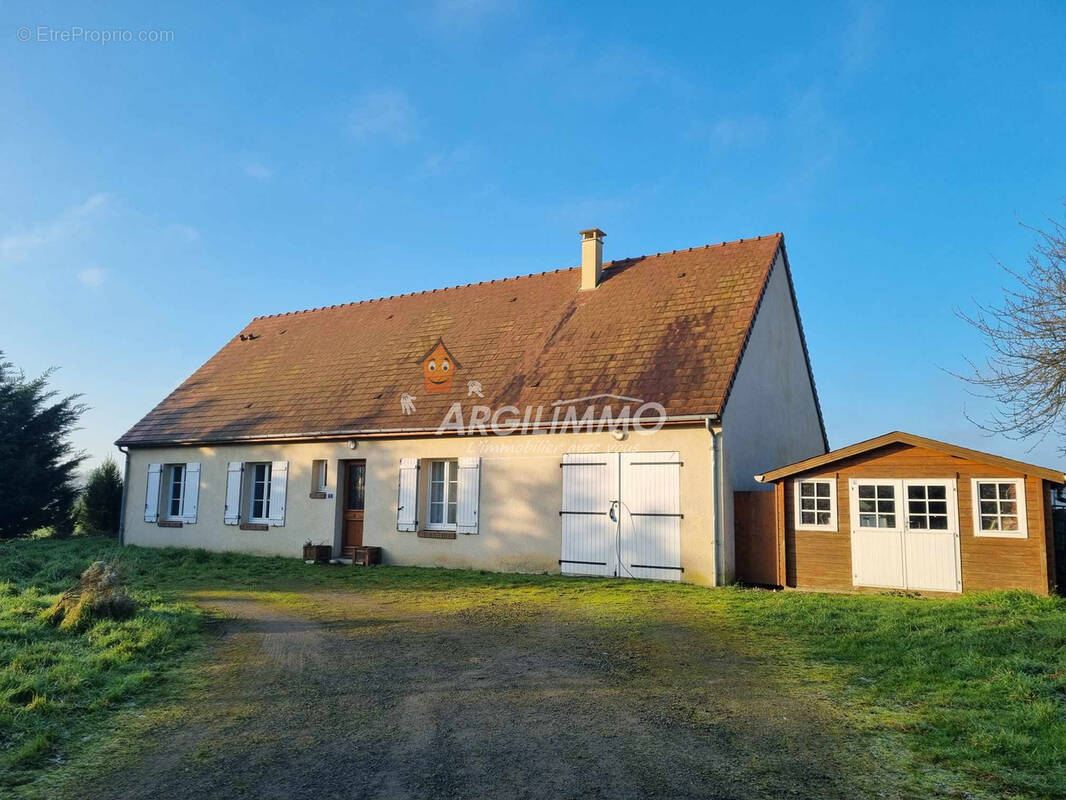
[794,479,836,531]
[971,479,1027,538]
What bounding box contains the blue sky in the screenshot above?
[2,1,1065,473]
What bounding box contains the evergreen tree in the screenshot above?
[74,457,123,535]
[0,352,86,538]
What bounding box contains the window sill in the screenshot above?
[309,491,328,499]
[157,520,183,528]
[418,529,456,540]
[240,522,269,532]
[795,525,837,533]
[974,530,1028,539]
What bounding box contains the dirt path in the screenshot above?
[78,590,908,800]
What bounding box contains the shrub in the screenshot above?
[43,561,136,632]
[74,457,123,535]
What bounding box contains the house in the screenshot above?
[745,432,1064,594]
[116,229,827,587]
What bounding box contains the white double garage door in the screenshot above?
[559,452,683,581]
[849,478,962,593]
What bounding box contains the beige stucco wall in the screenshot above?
[122,424,722,586]
[720,253,828,580]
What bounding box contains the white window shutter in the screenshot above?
[182,462,200,523]
[144,463,162,523]
[456,457,481,534]
[268,461,288,526]
[224,462,243,525]
[397,458,419,532]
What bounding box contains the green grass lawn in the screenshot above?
[2,536,1065,798]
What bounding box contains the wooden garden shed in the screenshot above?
[746,432,1064,595]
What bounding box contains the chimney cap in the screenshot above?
[579,228,606,240]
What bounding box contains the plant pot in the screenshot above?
[303,544,332,564]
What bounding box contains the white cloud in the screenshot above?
[348,90,416,144]
[707,116,769,150]
[78,267,106,288]
[0,193,109,261]
[841,0,884,75]
[430,0,515,29]
[166,223,201,243]
[243,161,275,181]
[415,145,473,179]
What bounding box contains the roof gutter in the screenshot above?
[116,412,721,449]
[117,445,129,545]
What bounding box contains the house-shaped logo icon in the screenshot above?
[421,338,461,394]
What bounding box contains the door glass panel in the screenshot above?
[856,483,897,528]
[905,482,952,531]
[347,463,365,511]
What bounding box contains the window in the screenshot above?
[427,459,458,529]
[794,479,836,530]
[972,479,1027,538]
[346,462,365,511]
[906,483,949,530]
[248,462,272,523]
[312,459,329,493]
[166,464,185,520]
[854,482,897,529]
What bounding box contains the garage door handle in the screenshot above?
[609,502,618,522]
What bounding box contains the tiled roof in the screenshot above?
[118,233,805,445]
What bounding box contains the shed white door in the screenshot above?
[901,479,961,592]
[849,478,960,592]
[560,452,682,581]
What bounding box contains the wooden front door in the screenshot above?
[343,460,366,550]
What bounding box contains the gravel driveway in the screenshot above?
[76,588,906,800]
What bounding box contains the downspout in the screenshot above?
[706,417,724,585]
[117,445,129,545]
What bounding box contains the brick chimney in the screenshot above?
[580,228,605,290]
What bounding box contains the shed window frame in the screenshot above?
[793,478,837,531]
[971,478,1027,539]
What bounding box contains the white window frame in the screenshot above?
[849,479,903,532]
[971,478,1028,539]
[164,463,185,521]
[426,459,459,531]
[793,478,837,531]
[246,462,273,524]
[312,459,329,493]
[903,479,957,533]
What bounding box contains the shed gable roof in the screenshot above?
[755,431,1066,484]
[118,233,810,446]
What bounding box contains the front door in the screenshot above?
[343,460,366,550]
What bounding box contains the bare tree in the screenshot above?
[959,214,1066,449]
